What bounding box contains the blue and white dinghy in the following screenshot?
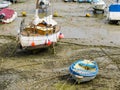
[69,59,99,83]
[107,1,120,24]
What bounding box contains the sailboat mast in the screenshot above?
[35,0,39,18]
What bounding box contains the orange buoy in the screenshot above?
[31,41,35,47]
[47,40,52,46]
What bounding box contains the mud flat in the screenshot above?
[0,0,120,90]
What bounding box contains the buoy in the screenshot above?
[86,13,91,17]
[31,41,35,47]
[45,40,52,46]
[21,11,27,17]
[53,11,59,17]
[59,33,64,39]
[47,40,52,46]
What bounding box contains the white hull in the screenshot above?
[92,0,106,11]
[107,12,120,21]
[19,31,60,49]
[72,74,96,83]
[0,1,11,9]
[107,4,120,21]
[1,12,17,23]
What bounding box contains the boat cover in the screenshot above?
[109,4,120,12]
[0,8,14,20]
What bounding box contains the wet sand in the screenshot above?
[0,0,120,90]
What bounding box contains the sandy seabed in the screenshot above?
[0,0,120,90]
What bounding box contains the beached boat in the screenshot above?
[92,0,106,13]
[17,0,64,50]
[0,8,17,23]
[69,59,99,83]
[107,2,120,24]
[0,0,11,9]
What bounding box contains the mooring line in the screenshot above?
[100,47,120,71]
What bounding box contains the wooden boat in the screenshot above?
[0,1,11,9]
[107,2,120,24]
[69,59,98,83]
[0,8,17,23]
[92,0,106,13]
[17,0,64,50]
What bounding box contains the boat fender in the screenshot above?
[45,39,52,46]
[31,41,35,47]
[59,33,64,39]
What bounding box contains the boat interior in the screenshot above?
[20,21,60,36]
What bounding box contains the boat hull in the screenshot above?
[1,12,17,23]
[107,12,120,21]
[107,4,120,22]
[92,0,106,11]
[71,74,96,83]
[69,60,98,83]
[18,31,61,49]
[0,1,11,9]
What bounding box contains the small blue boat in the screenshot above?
[107,1,120,24]
[69,59,99,83]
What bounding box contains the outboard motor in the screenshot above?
[0,13,5,19]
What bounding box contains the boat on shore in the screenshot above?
[107,1,120,24]
[17,0,64,50]
[0,8,17,23]
[69,59,99,83]
[92,0,106,13]
[0,1,11,9]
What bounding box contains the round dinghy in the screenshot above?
[0,8,17,23]
[69,59,99,83]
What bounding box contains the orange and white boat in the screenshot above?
[17,0,64,50]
